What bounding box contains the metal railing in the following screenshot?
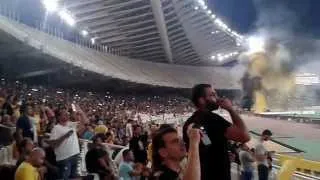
[0,4,124,57]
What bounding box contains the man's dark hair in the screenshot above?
[152,127,177,171]
[105,132,112,139]
[191,84,212,106]
[92,133,106,144]
[20,103,31,115]
[159,124,172,130]
[122,149,131,158]
[262,129,272,136]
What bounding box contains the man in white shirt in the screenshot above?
[49,108,80,180]
[255,129,272,180]
[126,119,133,139]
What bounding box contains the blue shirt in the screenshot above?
[119,161,134,180]
[16,115,34,140]
[82,131,94,140]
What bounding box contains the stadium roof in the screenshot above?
[49,0,243,66]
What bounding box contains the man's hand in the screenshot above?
[187,123,201,145]
[217,98,233,111]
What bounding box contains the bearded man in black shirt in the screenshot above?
[183,84,250,180]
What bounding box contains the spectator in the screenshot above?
[105,132,114,144]
[2,114,14,127]
[239,143,255,180]
[15,147,46,180]
[95,120,108,134]
[16,138,35,167]
[12,131,23,160]
[1,95,14,117]
[48,107,80,180]
[16,104,35,141]
[119,149,143,180]
[255,129,273,180]
[183,84,250,180]
[126,119,133,139]
[151,124,201,180]
[82,124,95,140]
[129,125,148,165]
[86,135,117,180]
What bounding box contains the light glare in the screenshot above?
[42,0,59,12]
[91,38,96,44]
[81,30,88,37]
[58,10,76,26]
[248,36,265,53]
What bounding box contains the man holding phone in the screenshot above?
[183,84,250,180]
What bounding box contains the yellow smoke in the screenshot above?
[244,40,296,113]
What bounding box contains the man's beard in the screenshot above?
[206,101,219,111]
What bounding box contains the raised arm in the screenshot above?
[218,98,250,143]
[183,123,201,180]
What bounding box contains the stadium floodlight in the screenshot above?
[207,10,212,14]
[248,36,265,53]
[211,14,216,19]
[198,0,206,6]
[211,55,216,60]
[58,10,76,26]
[42,0,59,13]
[81,30,88,37]
[194,6,199,10]
[203,5,208,10]
[91,38,96,44]
[217,56,224,61]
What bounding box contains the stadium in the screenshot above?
[0,0,319,180]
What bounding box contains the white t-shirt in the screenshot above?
[50,122,80,161]
[126,123,133,138]
[255,141,268,165]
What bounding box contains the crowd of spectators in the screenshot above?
[0,80,200,180]
[0,80,276,180]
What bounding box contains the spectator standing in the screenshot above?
[119,149,143,180]
[129,125,148,165]
[183,84,250,180]
[239,143,255,180]
[48,108,80,180]
[255,129,273,180]
[15,148,46,180]
[16,138,35,167]
[126,119,134,139]
[86,134,118,180]
[95,120,108,134]
[16,104,35,141]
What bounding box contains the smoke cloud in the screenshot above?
[233,0,320,111]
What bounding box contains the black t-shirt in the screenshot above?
[85,148,108,173]
[129,136,147,164]
[0,102,13,117]
[183,110,231,180]
[152,165,179,180]
[16,115,34,140]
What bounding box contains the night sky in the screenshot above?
[208,0,320,37]
[3,0,320,38]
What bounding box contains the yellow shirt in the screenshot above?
[15,162,40,180]
[94,125,108,134]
